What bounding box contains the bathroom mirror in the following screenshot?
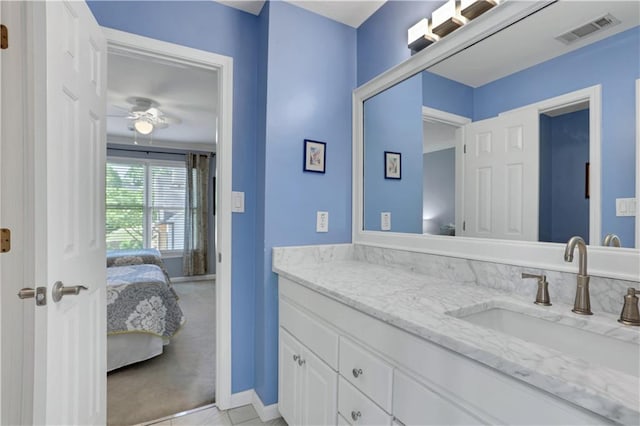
[361,0,639,248]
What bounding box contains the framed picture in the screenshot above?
[384,151,401,179]
[303,139,326,173]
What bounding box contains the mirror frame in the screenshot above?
[352,0,640,281]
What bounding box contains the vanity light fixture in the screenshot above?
[134,118,154,135]
[431,0,468,38]
[408,18,439,53]
[460,0,498,21]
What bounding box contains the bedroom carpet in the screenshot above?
[107,281,216,426]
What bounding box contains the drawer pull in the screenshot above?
[351,411,362,421]
[352,368,363,378]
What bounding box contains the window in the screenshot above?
[106,159,187,254]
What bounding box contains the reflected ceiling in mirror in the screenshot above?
[362,0,639,248]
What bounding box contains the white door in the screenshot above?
[462,107,539,241]
[300,347,337,426]
[279,328,301,425]
[31,1,107,424]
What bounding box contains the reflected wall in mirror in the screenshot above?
[363,0,639,247]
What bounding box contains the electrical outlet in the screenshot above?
[616,198,636,217]
[381,212,391,231]
[316,211,329,232]
[232,191,245,213]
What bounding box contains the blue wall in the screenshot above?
[539,111,590,244]
[256,1,356,404]
[422,71,473,118]
[474,27,639,246]
[364,73,423,233]
[89,0,258,393]
[423,148,455,234]
[357,1,446,85]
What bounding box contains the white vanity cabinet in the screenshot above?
[278,300,338,426]
[278,276,611,425]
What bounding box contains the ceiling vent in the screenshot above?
[555,14,621,44]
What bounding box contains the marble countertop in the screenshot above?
[273,252,640,424]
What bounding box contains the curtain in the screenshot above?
[183,153,209,276]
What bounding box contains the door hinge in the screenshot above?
[218,253,222,262]
[462,221,466,231]
[1,25,8,50]
[463,144,467,154]
[1,228,10,253]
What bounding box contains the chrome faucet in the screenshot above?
[603,233,621,247]
[564,236,592,315]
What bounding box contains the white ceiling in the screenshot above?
[429,1,640,87]
[216,0,386,28]
[107,48,218,148]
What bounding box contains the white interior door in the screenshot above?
[31,1,107,424]
[463,107,539,241]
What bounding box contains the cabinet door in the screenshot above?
[301,347,338,426]
[279,328,302,425]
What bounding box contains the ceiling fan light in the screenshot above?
[134,119,154,135]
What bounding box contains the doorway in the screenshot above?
[539,103,590,244]
[103,29,233,424]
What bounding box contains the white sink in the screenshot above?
[455,307,640,377]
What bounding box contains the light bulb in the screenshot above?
[134,119,154,135]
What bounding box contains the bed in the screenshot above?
[107,264,185,371]
[106,248,178,298]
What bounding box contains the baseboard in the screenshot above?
[229,389,253,408]
[251,391,281,422]
[171,274,216,283]
[228,390,281,422]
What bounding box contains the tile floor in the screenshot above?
[145,404,287,426]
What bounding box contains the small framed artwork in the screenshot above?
[303,139,326,173]
[384,151,401,179]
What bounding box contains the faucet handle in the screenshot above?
[618,288,640,326]
[521,273,552,306]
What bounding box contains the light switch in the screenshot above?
[232,191,245,213]
[316,211,329,233]
[381,212,391,231]
[616,198,636,217]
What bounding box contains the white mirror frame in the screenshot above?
[352,0,640,281]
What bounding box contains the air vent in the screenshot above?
[555,14,621,44]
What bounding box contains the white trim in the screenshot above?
[104,28,234,409]
[636,79,640,249]
[422,106,470,127]
[171,274,216,283]
[229,389,253,408]
[352,1,640,282]
[251,390,281,422]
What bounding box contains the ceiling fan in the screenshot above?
[110,97,181,135]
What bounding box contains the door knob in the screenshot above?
[52,281,88,302]
[17,287,47,305]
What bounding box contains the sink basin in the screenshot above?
[455,307,639,377]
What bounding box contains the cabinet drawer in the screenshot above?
[280,298,339,369]
[338,377,391,426]
[339,336,393,412]
[393,370,484,425]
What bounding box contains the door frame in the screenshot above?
[422,107,471,236]
[0,1,35,423]
[636,79,639,249]
[103,28,234,409]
